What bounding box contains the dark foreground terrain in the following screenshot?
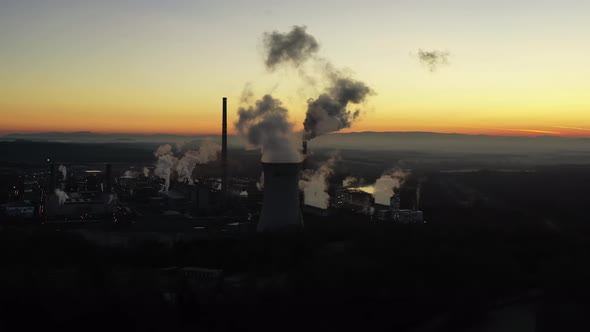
[1,141,590,331]
[1,217,590,332]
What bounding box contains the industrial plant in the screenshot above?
[1,96,423,232]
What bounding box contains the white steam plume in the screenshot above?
[299,156,339,209]
[154,144,178,192]
[54,188,69,205]
[58,164,67,180]
[373,169,408,206]
[123,170,139,178]
[261,26,373,141]
[143,167,150,177]
[256,172,264,191]
[235,95,302,163]
[176,138,221,184]
[107,194,116,205]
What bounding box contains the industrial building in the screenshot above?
[44,163,117,221]
[1,201,35,219]
[335,188,374,214]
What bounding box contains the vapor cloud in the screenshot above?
[299,156,339,209]
[263,25,320,70]
[58,164,67,180]
[154,140,220,190]
[107,193,116,205]
[143,167,150,177]
[54,188,69,205]
[240,82,255,104]
[373,169,408,205]
[235,94,301,163]
[154,145,178,192]
[262,26,373,141]
[242,25,373,160]
[416,49,450,72]
[304,75,373,140]
[176,138,220,184]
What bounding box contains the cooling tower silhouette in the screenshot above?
[258,162,304,232]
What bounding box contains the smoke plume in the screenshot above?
[299,156,339,209]
[304,75,373,140]
[176,138,221,184]
[123,170,139,178]
[58,164,67,180]
[155,144,173,156]
[154,144,178,192]
[256,172,264,191]
[263,25,319,70]
[240,82,255,104]
[416,49,450,72]
[143,167,150,177]
[54,188,69,205]
[239,25,373,164]
[373,169,408,205]
[107,194,116,205]
[154,141,220,190]
[342,176,358,188]
[235,94,301,163]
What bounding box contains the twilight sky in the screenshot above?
[1,0,589,136]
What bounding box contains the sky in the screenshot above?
[1,0,589,137]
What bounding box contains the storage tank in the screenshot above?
[258,162,303,232]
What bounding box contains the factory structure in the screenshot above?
[2,96,423,230]
[43,163,118,221]
[332,187,424,224]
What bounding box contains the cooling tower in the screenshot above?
[258,162,303,232]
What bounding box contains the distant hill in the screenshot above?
[0,132,233,145]
[2,131,590,156]
[310,131,590,154]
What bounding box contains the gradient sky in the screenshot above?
[1,0,589,136]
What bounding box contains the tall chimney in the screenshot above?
[222,97,228,205]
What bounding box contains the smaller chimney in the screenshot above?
[222,97,228,206]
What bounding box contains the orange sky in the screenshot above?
[1,1,589,137]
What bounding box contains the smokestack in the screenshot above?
[258,162,303,232]
[222,97,228,205]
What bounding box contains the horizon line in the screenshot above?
[1,130,589,139]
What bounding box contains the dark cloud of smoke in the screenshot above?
[416,49,450,72]
[303,76,373,140]
[254,25,374,148]
[263,25,320,70]
[235,94,301,163]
